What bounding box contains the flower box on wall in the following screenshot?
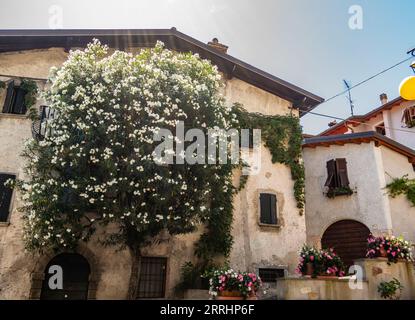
[326,187,354,198]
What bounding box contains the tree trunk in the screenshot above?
[127,246,141,300]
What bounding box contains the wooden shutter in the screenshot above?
[0,174,15,222]
[2,81,15,113]
[260,193,277,225]
[13,87,27,114]
[336,158,350,187]
[248,129,254,149]
[269,194,277,224]
[324,159,336,187]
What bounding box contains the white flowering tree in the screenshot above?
[16,40,240,298]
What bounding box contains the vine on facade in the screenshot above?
[386,175,415,206]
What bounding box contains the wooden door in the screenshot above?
[321,220,370,267]
[40,253,90,300]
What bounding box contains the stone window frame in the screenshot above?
[29,245,100,300]
[255,189,285,230]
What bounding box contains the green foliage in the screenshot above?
[20,79,39,120]
[378,278,403,299]
[0,80,5,89]
[386,175,415,206]
[326,186,353,198]
[233,103,305,212]
[175,261,219,293]
[296,244,346,277]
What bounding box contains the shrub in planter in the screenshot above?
[319,248,346,277]
[296,245,322,277]
[366,234,413,264]
[208,268,262,299]
[378,278,403,300]
[296,245,346,277]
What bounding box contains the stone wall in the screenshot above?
[277,259,415,300]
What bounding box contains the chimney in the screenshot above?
[380,93,388,105]
[207,38,228,54]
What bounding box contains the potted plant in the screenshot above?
[326,186,354,198]
[296,245,346,278]
[296,245,322,277]
[208,268,262,300]
[367,234,413,264]
[378,278,403,300]
[317,248,346,278]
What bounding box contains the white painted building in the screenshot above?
[303,131,415,266]
[319,95,415,150]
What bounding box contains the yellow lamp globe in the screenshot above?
[399,75,415,100]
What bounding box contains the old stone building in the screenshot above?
[0,29,323,299]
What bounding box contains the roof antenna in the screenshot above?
[343,79,355,116]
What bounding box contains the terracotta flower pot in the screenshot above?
[216,290,257,300]
[305,263,314,276]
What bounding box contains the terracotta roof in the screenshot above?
[303,131,415,163]
[0,28,324,116]
[319,97,404,136]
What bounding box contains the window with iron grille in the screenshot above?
[0,173,16,222]
[2,81,27,115]
[259,193,277,225]
[137,257,167,298]
[258,268,285,282]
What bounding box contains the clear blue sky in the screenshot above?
[1,0,414,134]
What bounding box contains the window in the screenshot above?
[375,123,386,136]
[258,268,285,282]
[259,193,277,225]
[241,129,254,149]
[137,257,167,298]
[2,81,27,115]
[401,106,415,128]
[324,158,350,189]
[0,173,16,222]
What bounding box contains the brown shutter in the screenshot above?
[270,194,277,225]
[260,193,277,225]
[248,129,254,149]
[0,174,15,222]
[2,81,15,113]
[13,87,27,114]
[336,158,350,187]
[325,159,336,187]
[260,193,270,224]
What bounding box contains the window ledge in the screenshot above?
[0,113,28,120]
[0,222,10,227]
[258,222,281,230]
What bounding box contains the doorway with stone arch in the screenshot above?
[30,248,99,300]
[321,219,371,267]
[40,253,90,300]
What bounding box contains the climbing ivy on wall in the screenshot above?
[233,104,305,212]
[386,175,415,206]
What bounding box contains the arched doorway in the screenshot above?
[321,220,370,267]
[40,253,91,300]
